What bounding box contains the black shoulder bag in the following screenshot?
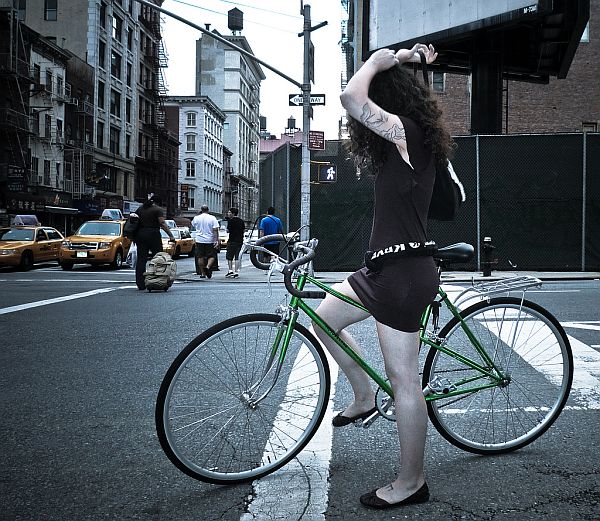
[418,50,466,221]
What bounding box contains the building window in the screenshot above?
[112,15,123,41]
[44,0,57,21]
[185,161,196,177]
[44,114,52,138]
[110,89,121,117]
[186,134,196,152]
[127,27,133,50]
[110,126,120,154]
[99,40,106,69]
[126,134,131,158]
[56,76,63,97]
[188,187,195,208]
[126,62,132,86]
[125,98,131,122]
[187,112,197,127]
[97,121,104,148]
[100,1,106,28]
[97,81,105,109]
[111,51,122,79]
[55,162,61,188]
[43,160,51,185]
[45,69,53,92]
[56,118,63,142]
[31,157,39,179]
[582,121,598,132]
[432,71,445,93]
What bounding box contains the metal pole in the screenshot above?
[582,132,587,271]
[300,4,311,240]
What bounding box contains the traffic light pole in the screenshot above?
[134,0,325,239]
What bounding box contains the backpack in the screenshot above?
[123,212,140,239]
[428,160,466,221]
[417,50,466,221]
[144,252,177,291]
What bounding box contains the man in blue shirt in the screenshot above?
[259,207,283,259]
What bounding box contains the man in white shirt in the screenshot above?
[191,205,220,278]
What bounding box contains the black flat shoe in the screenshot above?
[332,406,377,427]
[360,482,429,510]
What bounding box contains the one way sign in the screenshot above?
[289,94,326,106]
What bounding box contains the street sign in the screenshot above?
[308,131,325,150]
[288,94,326,106]
[318,163,337,183]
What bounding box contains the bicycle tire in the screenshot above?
[156,313,331,484]
[422,297,573,455]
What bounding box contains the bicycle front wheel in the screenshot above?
[423,297,572,455]
[156,313,330,484]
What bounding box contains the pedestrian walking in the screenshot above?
[134,196,175,291]
[191,205,220,278]
[312,43,454,510]
[258,207,284,260]
[225,207,245,278]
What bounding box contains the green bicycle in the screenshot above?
[156,235,573,485]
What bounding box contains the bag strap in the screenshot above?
[418,50,429,87]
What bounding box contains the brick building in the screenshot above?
[433,0,600,135]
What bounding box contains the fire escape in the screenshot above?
[0,2,34,196]
[138,4,177,214]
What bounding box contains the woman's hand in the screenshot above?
[395,43,438,64]
[364,48,400,73]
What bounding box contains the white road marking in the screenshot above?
[562,322,600,332]
[0,286,136,315]
[241,332,339,521]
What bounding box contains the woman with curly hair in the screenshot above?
[312,44,453,510]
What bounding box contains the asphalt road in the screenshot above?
[1,257,599,521]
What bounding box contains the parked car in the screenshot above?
[0,225,64,270]
[218,227,229,248]
[161,228,195,258]
[59,212,131,270]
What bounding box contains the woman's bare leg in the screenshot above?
[312,279,375,416]
[373,321,427,503]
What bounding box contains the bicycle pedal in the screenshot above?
[360,411,380,428]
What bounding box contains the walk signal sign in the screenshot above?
[318,163,337,183]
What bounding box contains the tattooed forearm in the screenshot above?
[359,104,407,142]
[360,104,388,128]
[383,124,406,142]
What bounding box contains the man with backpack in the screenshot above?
[134,196,175,291]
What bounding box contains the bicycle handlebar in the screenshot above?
[249,235,326,299]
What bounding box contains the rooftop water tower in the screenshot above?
[228,8,243,35]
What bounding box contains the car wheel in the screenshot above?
[110,249,123,270]
[60,262,74,271]
[19,251,33,271]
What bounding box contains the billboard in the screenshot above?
[367,0,545,52]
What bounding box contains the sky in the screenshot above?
[160,0,345,139]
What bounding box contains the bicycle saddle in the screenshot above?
[434,242,474,263]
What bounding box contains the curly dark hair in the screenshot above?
[346,64,454,173]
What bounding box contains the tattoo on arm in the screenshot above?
[360,104,388,129]
[359,104,407,143]
[383,124,406,142]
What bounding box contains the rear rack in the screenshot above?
[452,275,542,308]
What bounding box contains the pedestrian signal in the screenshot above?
[318,164,337,183]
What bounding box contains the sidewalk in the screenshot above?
[177,255,600,285]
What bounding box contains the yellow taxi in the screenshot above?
[0,224,64,270]
[59,210,131,270]
[161,227,195,258]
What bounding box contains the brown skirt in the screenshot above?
[348,256,439,332]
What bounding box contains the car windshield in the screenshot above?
[0,228,34,241]
[161,229,180,239]
[75,222,121,236]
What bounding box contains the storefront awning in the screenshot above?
[44,206,80,215]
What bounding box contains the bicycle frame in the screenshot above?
[263,270,512,405]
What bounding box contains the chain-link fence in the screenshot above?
[259,133,600,272]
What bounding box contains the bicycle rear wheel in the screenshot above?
[423,297,572,455]
[156,313,330,484]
